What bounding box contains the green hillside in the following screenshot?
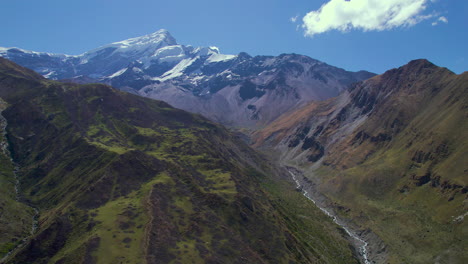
[0,58,358,264]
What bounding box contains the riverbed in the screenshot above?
[286,167,372,264]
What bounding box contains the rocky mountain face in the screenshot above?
[0,58,360,264]
[0,30,374,128]
[254,59,468,263]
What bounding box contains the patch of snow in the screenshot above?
[108,68,127,78]
[206,53,236,63]
[151,45,188,64]
[453,211,468,222]
[209,46,220,53]
[132,67,143,73]
[0,47,10,54]
[194,46,219,57]
[43,71,56,78]
[157,57,198,81]
[190,75,206,85]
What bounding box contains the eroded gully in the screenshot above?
[0,109,39,263]
[287,167,371,264]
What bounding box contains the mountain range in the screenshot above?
[0,29,466,264]
[0,30,374,128]
[254,59,467,263]
[0,57,360,263]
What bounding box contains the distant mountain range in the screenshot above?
[0,29,374,128]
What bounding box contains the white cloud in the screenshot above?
[438,16,448,23]
[301,0,434,36]
[290,15,299,23]
[432,16,448,26]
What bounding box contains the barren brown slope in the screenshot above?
[254,59,468,263]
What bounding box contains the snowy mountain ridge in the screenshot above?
[0,29,374,128]
[0,29,235,81]
[0,46,75,58]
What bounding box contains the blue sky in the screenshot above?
[0,0,466,74]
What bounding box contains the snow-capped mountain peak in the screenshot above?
[110,29,177,49]
[0,30,375,128]
[80,29,179,65]
[0,29,240,81]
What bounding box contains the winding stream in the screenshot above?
[287,168,371,264]
[0,110,39,263]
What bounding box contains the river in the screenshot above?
[287,168,371,264]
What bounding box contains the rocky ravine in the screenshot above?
[254,59,468,263]
[286,166,388,264]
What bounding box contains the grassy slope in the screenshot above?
[0,58,358,264]
[259,173,360,264]
[0,149,34,258]
[0,96,35,258]
[314,72,467,262]
[255,60,468,263]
